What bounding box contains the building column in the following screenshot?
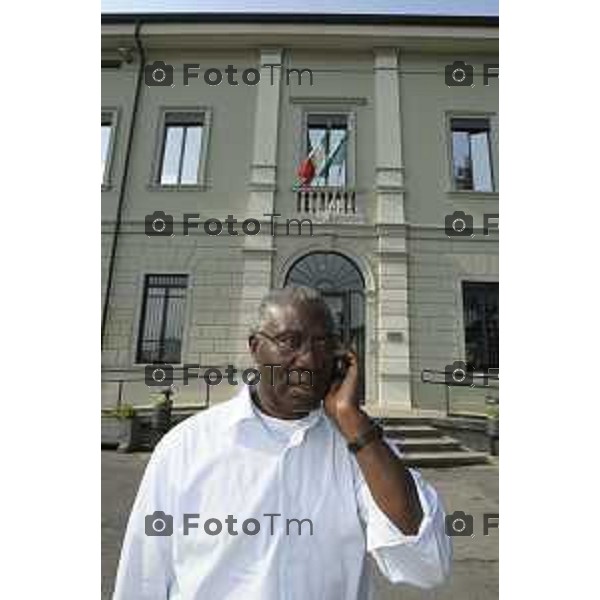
[236,49,283,367]
[376,234,412,411]
[374,48,405,223]
[374,48,412,411]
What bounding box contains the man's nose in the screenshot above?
[292,346,319,371]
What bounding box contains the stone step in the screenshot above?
[393,436,463,452]
[400,451,489,468]
[372,416,439,427]
[383,424,442,438]
[382,421,491,467]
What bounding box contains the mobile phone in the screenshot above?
[332,353,348,382]
[329,346,350,390]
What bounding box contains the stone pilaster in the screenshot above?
[374,48,405,224]
[376,233,411,410]
[237,49,283,366]
[374,48,411,410]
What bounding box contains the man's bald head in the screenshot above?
[250,286,335,338]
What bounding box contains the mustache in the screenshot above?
[259,365,325,386]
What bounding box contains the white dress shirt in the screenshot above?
[113,385,452,600]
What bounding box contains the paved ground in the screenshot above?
[102,451,498,600]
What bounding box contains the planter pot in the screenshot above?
[151,400,172,448]
[487,418,499,456]
[117,417,141,453]
[487,418,499,438]
[152,401,172,433]
[101,417,121,448]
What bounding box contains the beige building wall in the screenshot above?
[101,20,499,414]
[399,52,499,411]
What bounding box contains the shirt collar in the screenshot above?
[226,385,324,434]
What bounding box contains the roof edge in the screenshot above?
[101,12,499,28]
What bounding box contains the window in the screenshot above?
[462,282,499,371]
[101,111,115,185]
[451,118,494,192]
[157,111,207,186]
[136,275,188,364]
[306,114,348,187]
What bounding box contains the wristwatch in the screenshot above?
[347,421,383,454]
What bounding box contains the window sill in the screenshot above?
[133,361,184,367]
[147,183,210,192]
[292,185,354,192]
[447,190,498,200]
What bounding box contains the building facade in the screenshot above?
[101,13,499,415]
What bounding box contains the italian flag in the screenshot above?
[295,131,347,189]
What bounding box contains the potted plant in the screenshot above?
[150,388,174,448]
[485,397,499,456]
[115,403,140,453]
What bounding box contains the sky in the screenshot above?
[101,0,499,16]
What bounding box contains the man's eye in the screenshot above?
[277,336,299,350]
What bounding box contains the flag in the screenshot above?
[294,130,347,189]
[295,131,326,188]
[297,156,315,185]
[317,132,347,181]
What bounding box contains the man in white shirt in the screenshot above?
[113,286,452,599]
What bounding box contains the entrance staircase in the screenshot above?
[377,416,489,467]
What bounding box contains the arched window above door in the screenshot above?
[284,252,364,291]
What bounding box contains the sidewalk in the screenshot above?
[102,451,498,599]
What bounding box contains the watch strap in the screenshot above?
[347,421,383,454]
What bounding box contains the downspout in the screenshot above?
[101,21,145,345]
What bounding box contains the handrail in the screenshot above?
[420,368,499,417]
[101,366,226,410]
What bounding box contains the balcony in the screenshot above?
[295,187,363,224]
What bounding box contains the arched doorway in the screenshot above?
[284,252,366,400]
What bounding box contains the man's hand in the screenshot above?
[323,351,370,441]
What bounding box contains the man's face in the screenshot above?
[249,301,336,416]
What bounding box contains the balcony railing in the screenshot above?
[295,187,361,222]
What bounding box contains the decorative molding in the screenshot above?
[249,164,277,188]
[248,181,277,192]
[240,246,276,256]
[380,372,412,381]
[373,250,408,259]
[375,165,404,174]
[250,162,277,170]
[375,223,409,235]
[146,183,211,192]
[446,190,499,200]
[375,184,406,193]
[289,96,368,106]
